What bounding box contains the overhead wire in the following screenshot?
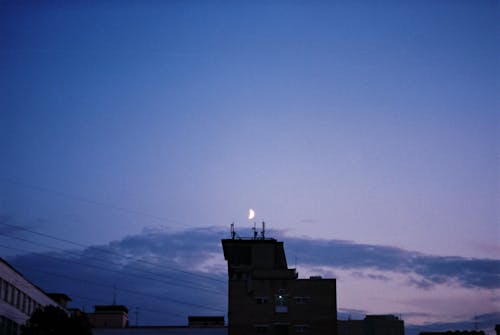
[3,178,182,224]
[0,221,225,284]
[0,179,230,322]
[0,233,226,295]
[0,238,225,296]
[1,178,227,284]
[0,244,226,314]
[44,291,188,320]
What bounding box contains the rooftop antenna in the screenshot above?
[112,284,117,305]
[261,221,266,239]
[253,222,257,239]
[230,223,235,239]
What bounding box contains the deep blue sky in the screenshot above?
[0,0,498,329]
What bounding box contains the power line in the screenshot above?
[0,233,226,295]
[0,221,225,284]
[11,271,192,322]
[48,291,187,320]
[0,239,225,296]
[1,246,226,314]
[3,178,182,224]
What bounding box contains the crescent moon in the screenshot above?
[248,209,255,220]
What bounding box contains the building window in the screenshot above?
[26,298,32,315]
[275,294,288,313]
[294,325,310,333]
[254,325,269,333]
[21,293,27,314]
[10,286,15,305]
[3,282,8,302]
[1,315,20,335]
[294,296,310,304]
[256,297,269,304]
[16,289,21,309]
[274,324,289,335]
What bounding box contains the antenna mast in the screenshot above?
[261,221,266,239]
[230,223,235,239]
[112,284,117,305]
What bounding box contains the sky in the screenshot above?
[0,0,499,333]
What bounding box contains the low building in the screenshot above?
[92,326,227,335]
[0,258,67,335]
[88,305,130,328]
[338,315,404,335]
[188,316,225,327]
[91,312,227,335]
[419,332,484,335]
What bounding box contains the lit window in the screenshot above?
[275,293,288,313]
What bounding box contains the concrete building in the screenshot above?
[0,258,66,335]
[222,225,337,335]
[338,315,404,335]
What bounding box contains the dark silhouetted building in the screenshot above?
[88,305,129,328]
[338,315,404,335]
[418,332,484,335]
[188,316,225,327]
[91,314,227,335]
[222,226,337,335]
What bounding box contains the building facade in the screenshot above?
[222,229,337,335]
[0,258,65,335]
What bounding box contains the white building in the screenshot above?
[0,258,64,335]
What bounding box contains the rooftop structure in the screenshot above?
[88,305,129,329]
[338,315,404,335]
[222,223,337,335]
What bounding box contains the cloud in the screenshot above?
[351,271,390,281]
[281,235,500,289]
[2,225,499,326]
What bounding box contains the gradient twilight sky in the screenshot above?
[0,0,499,330]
